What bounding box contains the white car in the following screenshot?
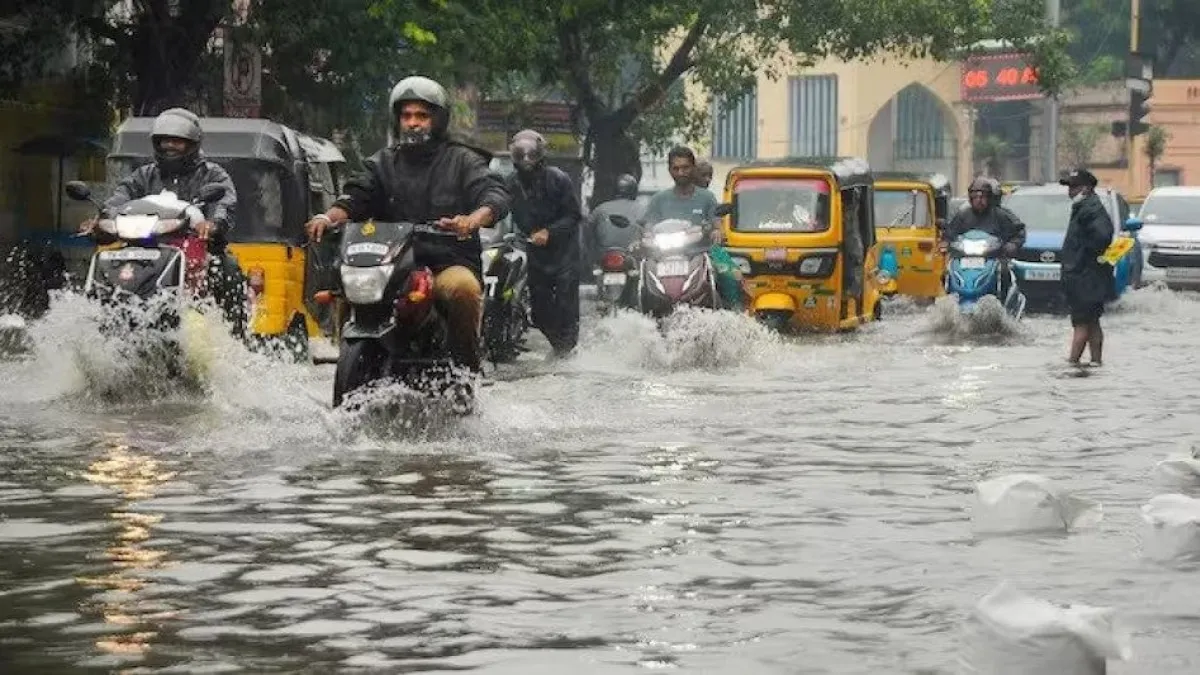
[1136,186,1200,290]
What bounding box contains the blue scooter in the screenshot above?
[945,229,1027,319]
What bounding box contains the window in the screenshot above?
[731,177,830,233]
[874,189,931,227]
[895,85,947,160]
[1153,169,1181,187]
[712,89,758,160]
[788,75,838,156]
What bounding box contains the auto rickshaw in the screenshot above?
[107,117,342,357]
[716,157,887,332]
[872,171,951,300]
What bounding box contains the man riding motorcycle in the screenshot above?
[305,76,510,375]
[941,176,1027,296]
[586,174,644,266]
[80,107,247,336]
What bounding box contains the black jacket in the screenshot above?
[505,166,582,272]
[333,139,511,275]
[1061,193,1115,307]
[942,205,1027,250]
[103,159,237,248]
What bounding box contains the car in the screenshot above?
[1133,186,1200,290]
[1000,184,1143,311]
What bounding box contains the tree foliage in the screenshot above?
[1064,0,1200,80]
[379,0,1066,200]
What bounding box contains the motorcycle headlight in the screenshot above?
[654,228,702,250]
[340,264,393,304]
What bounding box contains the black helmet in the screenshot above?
[615,174,638,199]
[388,76,451,148]
[510,129,546,173]
[151,107,203,175]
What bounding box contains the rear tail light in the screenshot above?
[601,250,626,271]
[395,268,434,318]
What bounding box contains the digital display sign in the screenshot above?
[960,52,1042,103]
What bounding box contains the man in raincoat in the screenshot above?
[1059,168,1114,366]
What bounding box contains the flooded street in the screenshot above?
[3,289,1200,674]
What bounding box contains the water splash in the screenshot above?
[923,294,1025,342]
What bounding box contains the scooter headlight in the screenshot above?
[340,264,393,304]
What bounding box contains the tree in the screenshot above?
[379,0,1068,202]
[974,134,1011,177]
[1065,0,1200,79]
[1059,122,1105,168]
[1146,124,1170,177]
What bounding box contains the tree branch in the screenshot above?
[556,18,605,119]
[612,15,708,130]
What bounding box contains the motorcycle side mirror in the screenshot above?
[65,181,92,201]
[1123,216,1143,232]
[714,202,733,218]
[196,184,227,204]
[609,214,632,229]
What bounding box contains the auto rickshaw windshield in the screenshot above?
[732,178,830,233]
[874,188,931,227]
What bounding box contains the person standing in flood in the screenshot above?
[1059,169,1114,366]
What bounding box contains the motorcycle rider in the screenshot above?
[305,76,510,375]
[586,174,644,262]
[641,146,718,230]
[504,129,583,358]
[941,176,1026,296]
[80,107,247,336]
[695,160,714,191]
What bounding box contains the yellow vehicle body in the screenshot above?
[718,158,885,332]
[873,173,952,300]
[229,243,319,338]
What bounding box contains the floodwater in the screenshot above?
[2,288,1200,673]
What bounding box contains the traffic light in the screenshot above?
[1129,87,1151,137]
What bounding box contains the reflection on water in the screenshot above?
[1,287,1199,672]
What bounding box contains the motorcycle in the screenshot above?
[65,180,230,374]
[945,229,1027,319]
[593,213,638,314]
[480,229,531,364]
[322,220,475,412]
[637,218,719,318]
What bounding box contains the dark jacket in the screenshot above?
[104,159,238,248]
[586,197,645,262]
[505,166,582,272]
[1061,192,1115,308]
[942,205,1027,250]
[333,139,511,276]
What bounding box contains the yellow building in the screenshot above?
[700,56,975,194]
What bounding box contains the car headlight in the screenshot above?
[798,257,824,275]
[340,264,393,304]
[732,256,752,275]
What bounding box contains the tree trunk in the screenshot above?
[587,117,642,207]
[129,3,224,115]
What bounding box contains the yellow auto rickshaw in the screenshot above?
[716,157,887,332]
[107,117,345,358]
[873,171,952,300]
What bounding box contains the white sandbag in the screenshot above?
[960,582,1132,674]
[1140,493,1200,561]
[971,474,1102,535]
[1154,446,1200,484]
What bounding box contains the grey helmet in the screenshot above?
[388,76,450,148]
[509,129,546,173]
[151,107,203,174]
[615,173,638,199]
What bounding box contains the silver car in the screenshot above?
[1136,186,1200,290]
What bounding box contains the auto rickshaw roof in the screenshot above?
[296,132,346,164]
[872,171,951,192]
[108,117,301,164]
[729,156,873,187]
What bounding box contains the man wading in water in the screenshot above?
[1059,168,1114,366]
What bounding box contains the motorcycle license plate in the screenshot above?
[959,257,986,269]
[346,242,389,257]
[99,248,161,261]
[1025,268,1060,281]
[602,272,627,286]
[656,259,689,277]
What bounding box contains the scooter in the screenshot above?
[65,180,231,374]
[593,214,638,314]
[637,218,719,318]
[317,220,474,412]
[945,229,1027,319]
[480,229,530,364]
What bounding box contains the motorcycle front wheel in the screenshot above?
[333,339,386,408]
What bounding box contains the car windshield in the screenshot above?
[732,178,830,233]
[874,189,931,226]
[1140,195,1200,226]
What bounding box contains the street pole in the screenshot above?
[1129,0,1140,192]
[1044,0,1060,182]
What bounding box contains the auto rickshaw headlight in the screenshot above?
[798,257,825,275]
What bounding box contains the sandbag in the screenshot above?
[972,474,1102,535]
[960,582,1131,674]
[1140,493,1200,561]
